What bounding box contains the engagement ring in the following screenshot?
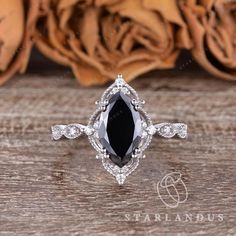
[51,74,187,184]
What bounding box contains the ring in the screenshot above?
[51,74,187,184]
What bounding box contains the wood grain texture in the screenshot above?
[0,70,235,236]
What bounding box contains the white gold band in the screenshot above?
[51,122,187,140]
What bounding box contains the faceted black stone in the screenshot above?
[98,92,142,167]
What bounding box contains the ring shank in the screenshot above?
[51,122,187,141]
[154,123,187,139]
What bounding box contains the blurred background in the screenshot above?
[0,0,235,86]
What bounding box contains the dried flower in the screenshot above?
[0,0,40,85]
[181,0,236,80]
[35,0,191,85]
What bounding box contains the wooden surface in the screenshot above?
[0,70,235,236]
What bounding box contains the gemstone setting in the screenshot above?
[98,91,142,167]
[51,74,187,185]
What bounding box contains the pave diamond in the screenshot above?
[155,123,187,138]
[84,126,94,136]
[98,91,142,167]
[64,125,81,139]
[176,124,187,138]
[160,124,174,137]
[147,125,156,135]
[51,125,63,140]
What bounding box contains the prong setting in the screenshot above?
[87,74,153,184]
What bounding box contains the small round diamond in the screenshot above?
[65,125,81,139]
[142,121,148,128]
[147,125,156,135]
[141,131,148,138]
[84,126,94,136]
[177,125,187,138]
[116,75,125,85]
[160,124,175,138]
[51,126,62,140]
[93,121,99,129]
[111,87,119,94]
[121,87,129,94]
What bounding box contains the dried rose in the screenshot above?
[0,0,40,86]
[35,0,191,85]
[181,0,236,80]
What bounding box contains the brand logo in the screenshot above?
[157,172,188,208]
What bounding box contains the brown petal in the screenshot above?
[107,0,168,41]
[0,0,24,71]
[0,0,40,86]
[80,6,99,56]
[143,0,192,49]
[35,0,185,86]
[182,1,236,80]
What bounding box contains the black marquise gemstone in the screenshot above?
[98,92,142,167]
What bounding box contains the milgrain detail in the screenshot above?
[51,124,94,140]
[155,123,188,139]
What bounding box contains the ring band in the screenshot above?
[52,122,187,140]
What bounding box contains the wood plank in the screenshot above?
[0,71,235,235]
